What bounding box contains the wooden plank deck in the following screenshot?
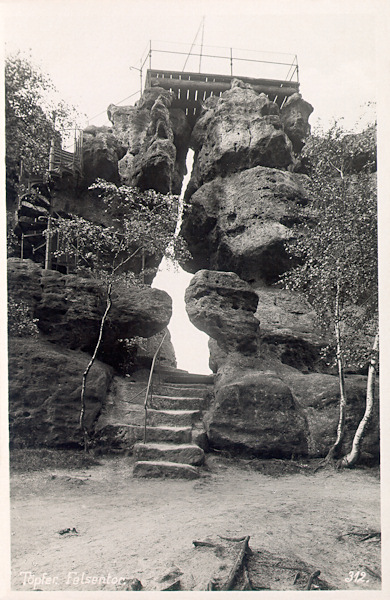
[145,68,299,122]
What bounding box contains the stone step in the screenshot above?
[153,383,213,398]
[162,373,215,385]
[149,395,207,411]
[154,367,214,385]
[144,425,192,444]
[133,460,200,479]
[147,408,200,427]
[95,424,194,447]
[133,442,205,466]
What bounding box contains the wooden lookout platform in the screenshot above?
[145,68,300,125]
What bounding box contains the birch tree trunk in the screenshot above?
[80,281,113,453]
[338,330,379,468]
[326,282,348,460]
[78,247,142,453]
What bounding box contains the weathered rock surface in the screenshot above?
[203,348,379,459]
[185,270,259,355]
[186,80,295,195]
[287,371,380,459]
[134,442,204,466]
[254,285,328,372]
[132,329,177,369]
[7,259,172,365]
[181,166,310,284]
[8,337,112,447]
[7,258,42,311]
[82,125,127,186]
[280,93,313,153]
[133,461,199,479]
[205,362,309,457]
[36,270,172,354]
[108,88,190,194]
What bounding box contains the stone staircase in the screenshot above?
[94,369,214,478]
[132,371,214,479]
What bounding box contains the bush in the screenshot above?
[8,297,39,337]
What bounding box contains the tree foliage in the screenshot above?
[282,119,378,466]
[283,121,378,370]
[7,296,39,338]
[52,179,189,281]
[50,179,189,451]
[5,51,83,202]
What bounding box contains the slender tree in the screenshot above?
[52,179,189,451]
[282,119,378,466]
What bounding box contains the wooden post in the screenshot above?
[230,48,233,76]
[72,129,77,173]
[149,40,152,70]
[44,215,52,270]
[49,139,56,172]
[76,234,79,268]
[141,247,145,283]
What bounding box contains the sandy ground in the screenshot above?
[10,453,381,592]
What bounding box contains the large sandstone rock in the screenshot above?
[108,88,189,194]
[8,337,112,447]
[254,285,328,372]
[35,270,172,353]
[287,371,380,459]
[185,270,259,355]
[204,348,379,459]
[205,362,309,458]
[186,80,295,195]
[82,125,127,186]
[7,259,172,366]
[181,166,310,284]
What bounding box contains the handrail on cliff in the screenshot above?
[136,40,299,86]
[135,41,299,122]
[143,331,168,443]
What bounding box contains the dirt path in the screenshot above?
[10,454,381,591]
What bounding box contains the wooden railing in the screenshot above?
[137,41,299,87]
[143,331,168,443]
[48,130,83,176]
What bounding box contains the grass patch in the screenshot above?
[9,448,101,472]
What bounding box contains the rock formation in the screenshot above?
[82,125,127,187]
[185,269,309,457]
[8,258,172,356]
[181,166,310,284]
[181,79,378,460]
[8,72,378,462]
[280,93,314,153]
[107,88,191,194]
[36,269,172,355]
[7,258,173,446]
[9,337,112,447]
[131,329,177,370]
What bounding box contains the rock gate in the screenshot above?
[8,44,379,471]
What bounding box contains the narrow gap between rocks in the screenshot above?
[152,149,211,374]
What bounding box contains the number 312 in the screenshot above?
[345,571,369,583]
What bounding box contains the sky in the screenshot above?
[1,0,387,374]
